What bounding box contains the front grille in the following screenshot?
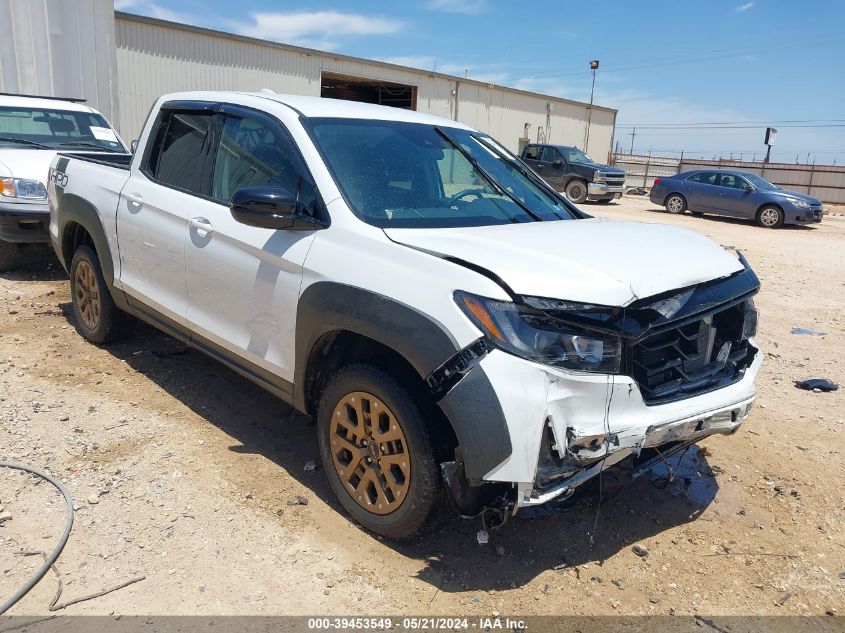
[630,302,756,405]
[604,175,625,186]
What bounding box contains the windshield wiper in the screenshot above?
[471,134,585,219]
[58,141,120,151]
[434,127,542,222]
[0,136,52,149]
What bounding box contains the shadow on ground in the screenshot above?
[0,244,65,281]
[627,204,818,230]
[64,309,720,592]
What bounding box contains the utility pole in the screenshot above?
[628,126,636,154]
[583,60,599,152]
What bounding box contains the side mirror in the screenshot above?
[230,186,299,229]
[553,159,564,167]
[743,183,755,192]
[130,139,139,154]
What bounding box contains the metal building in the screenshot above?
[1,0,617,158]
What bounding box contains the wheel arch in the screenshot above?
[56,194,116,289]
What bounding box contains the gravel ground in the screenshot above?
[1,196,843,617]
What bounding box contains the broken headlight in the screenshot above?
[455,291,622,373]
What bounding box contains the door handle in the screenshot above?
[189,217,214,235]
[124,192,143,205]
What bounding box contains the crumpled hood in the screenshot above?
[0,149,59,182]
[385,218,744,306]
[766,189,822,206]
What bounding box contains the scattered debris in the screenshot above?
[87,495,99,505]
[795,378,838,392]
[632,545,649,557]
[303,461,317,472]
[287,495,308,506]
[775,592,792,606]
[627,186,648,196]
[0,511,12,524]
[838,571,845,580]
[495,544,505,556]
[476,529,489,545]
[50,575,146,611]
[791,327,827,336]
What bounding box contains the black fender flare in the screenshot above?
[294,282,513,482]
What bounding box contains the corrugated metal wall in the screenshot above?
[114,13,616,157]
[0,0,120,127]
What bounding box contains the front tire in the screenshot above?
[665,193,687,214]
[756,205,783,228]
[69,245,135,344]
[317,364,441,540]
[565,180,588,204]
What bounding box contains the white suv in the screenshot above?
[0,93,125,270]
[48,91,762,539]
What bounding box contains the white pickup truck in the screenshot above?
[0,93,126,270]
[48,91,762,539]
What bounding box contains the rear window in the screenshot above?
[687,172,718,184]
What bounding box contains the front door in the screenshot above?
[714,173,755,217]
[538,146,567,189]
[117,107,214,325]
[184,106,319,387]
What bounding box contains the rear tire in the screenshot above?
[317,363,441,540]
[565,180,588,204]
[0,239,20,273]
[756,205,783,228]
[69,245,135,344]
[665,193,687,214]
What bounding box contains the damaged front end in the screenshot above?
[432,252,761,517]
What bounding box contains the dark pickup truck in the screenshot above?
[521,143,626,204]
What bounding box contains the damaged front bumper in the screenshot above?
[465,341,762,512]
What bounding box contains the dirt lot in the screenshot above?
[1,196,843,618]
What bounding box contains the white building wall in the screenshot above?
[114,13,616,158]
[0,0,120,127]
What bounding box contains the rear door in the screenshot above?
[713,173,755,217]
[682,171,720,212]
[184,105,319,388]
[117,103,215,325]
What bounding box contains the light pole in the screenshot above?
[583,59,599,152]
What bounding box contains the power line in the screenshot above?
[615,123,845,130]
[616,119,845,127]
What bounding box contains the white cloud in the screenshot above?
[113,0,137,9]
[146,3,193,23]
[735,2,755,12]
[425,0,488,14]
[235,11,403,50]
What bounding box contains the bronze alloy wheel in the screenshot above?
[74,259,101,330]
[330,391,411,515]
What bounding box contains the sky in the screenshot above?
[114,0,845,164]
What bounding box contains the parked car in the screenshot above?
[48,91,761,539]
[0,93,127,271]
[650,169,823,228]
[520,143,626,204]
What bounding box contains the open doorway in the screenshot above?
[320,72,417,110]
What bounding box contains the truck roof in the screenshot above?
[160,90,475,129]
[0,94,98,114]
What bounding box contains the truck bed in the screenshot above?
[57,151,133,170]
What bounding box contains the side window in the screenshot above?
[687,172,718,185]
[210,114,319,216]
[523,145,541,160]
[719,173,746,189]
[147,111,212,193]
[541,147,561,163]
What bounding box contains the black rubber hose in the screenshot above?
[0,462,74,615]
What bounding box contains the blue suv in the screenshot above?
[650,169,823,228]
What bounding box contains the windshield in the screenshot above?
[743,173,779,191]
[306,118,576,228]
[563,147,595,164]
[0,106,124,152]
